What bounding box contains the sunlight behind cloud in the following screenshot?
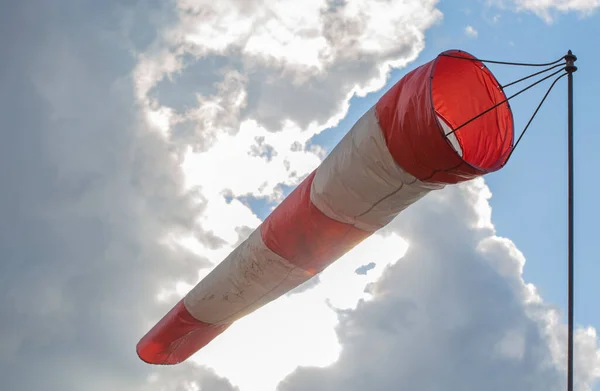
[189,283,341,391]
[318,233,409,310]
[186,231,410,391]
[179,120,321,200]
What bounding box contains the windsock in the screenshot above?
[137,49,514,365]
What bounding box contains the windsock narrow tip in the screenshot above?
[136,299,229,365]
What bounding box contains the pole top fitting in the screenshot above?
[565,50,578,73]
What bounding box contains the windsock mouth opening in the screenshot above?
[431,50,514,173]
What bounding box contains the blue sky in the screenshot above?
[2,1,599,391]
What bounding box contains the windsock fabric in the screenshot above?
[137,49,514,365]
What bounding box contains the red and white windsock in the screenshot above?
[137,49,514,365]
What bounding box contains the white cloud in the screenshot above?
[277,179,600,391]
[135,0,443,135]
[465,25,479,37]
[0,3,240,391]
[523,0,599,22]
[493,0,600,22]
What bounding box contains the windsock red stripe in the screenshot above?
[136,300,229,365]
[261,170,372,274]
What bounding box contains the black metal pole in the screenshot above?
[565,49,577,391]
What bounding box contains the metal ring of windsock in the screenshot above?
[137,49,515,365]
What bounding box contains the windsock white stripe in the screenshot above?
[183,229,313,324]
[311,107,445,232]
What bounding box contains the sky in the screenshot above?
[1,1,599,391]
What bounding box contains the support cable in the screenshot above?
[445,68,565,137]
[506,72,568,161]
[502,62,565,89]
[439,52,566,67]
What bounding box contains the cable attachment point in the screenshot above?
[565,50,578,74]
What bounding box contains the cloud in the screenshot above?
[493,0,600,22]
[0,2,243,390]
[465,25,479,37]
[277,179,600,391]
[146,364,239,391]
[136,0,443,136]
[517,0,599,20]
